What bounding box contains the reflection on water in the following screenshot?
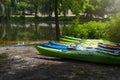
[0,22,67,42]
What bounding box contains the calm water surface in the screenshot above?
[0,21,69,45]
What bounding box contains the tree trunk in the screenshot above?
[35,5,38,18]
[54,0,60,41]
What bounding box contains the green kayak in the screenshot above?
[61,36,115,44]
[63,36,81,41]
[60,38,79,43]
[35,46,120,65]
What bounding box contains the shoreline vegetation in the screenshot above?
[0,41,53,48]
[2,16,75,23]
[1,15,109,24]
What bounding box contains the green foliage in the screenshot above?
[62,21,108,39]
[107,12,120,43]
[60,0,89,25]
[0,2,5,16]
[85,0,115,18]
[40,0,55,17]
[0,53,8,60]
[0,0,119,18]
[18,2,28,11]
[60,0,88,14]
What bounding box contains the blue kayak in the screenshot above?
[40,43,68,50]
[96,43,120,54]
[49,41,69,47]
[40,42,95,51]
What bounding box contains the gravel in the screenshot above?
[0,46,120,80]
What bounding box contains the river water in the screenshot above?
[0,21,69,41]
[0,21,70,45]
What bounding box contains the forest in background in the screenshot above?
[1,0,120,42]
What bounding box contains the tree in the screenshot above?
[4,0,12,23]
[54,0,89,40]
[0,2,5,16]
[31,0,42,18]
[0,2,5,22]
[17,1,28,16]
[54,0,59,40]
[40,0,55,17]
[112,0,120,14]
[60,0,89,24]
[10,0,17,15]
[84,0,115,19]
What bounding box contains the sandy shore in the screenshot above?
[0,46,120,80]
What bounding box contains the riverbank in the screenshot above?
[0,46,120,80]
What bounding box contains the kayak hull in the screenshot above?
[35,46,120,65]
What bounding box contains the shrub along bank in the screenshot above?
[107,12,120,43]
[62,12,120,43]
[62,21,109,40]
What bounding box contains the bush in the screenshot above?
[62,21,108,39]
[107,12,120,43]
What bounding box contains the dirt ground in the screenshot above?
[0,46,120,80]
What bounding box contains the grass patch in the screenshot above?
[0,40,41,46]
[0,53,8,60]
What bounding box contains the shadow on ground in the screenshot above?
[0,46,120,80]
[0,55,120,80]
